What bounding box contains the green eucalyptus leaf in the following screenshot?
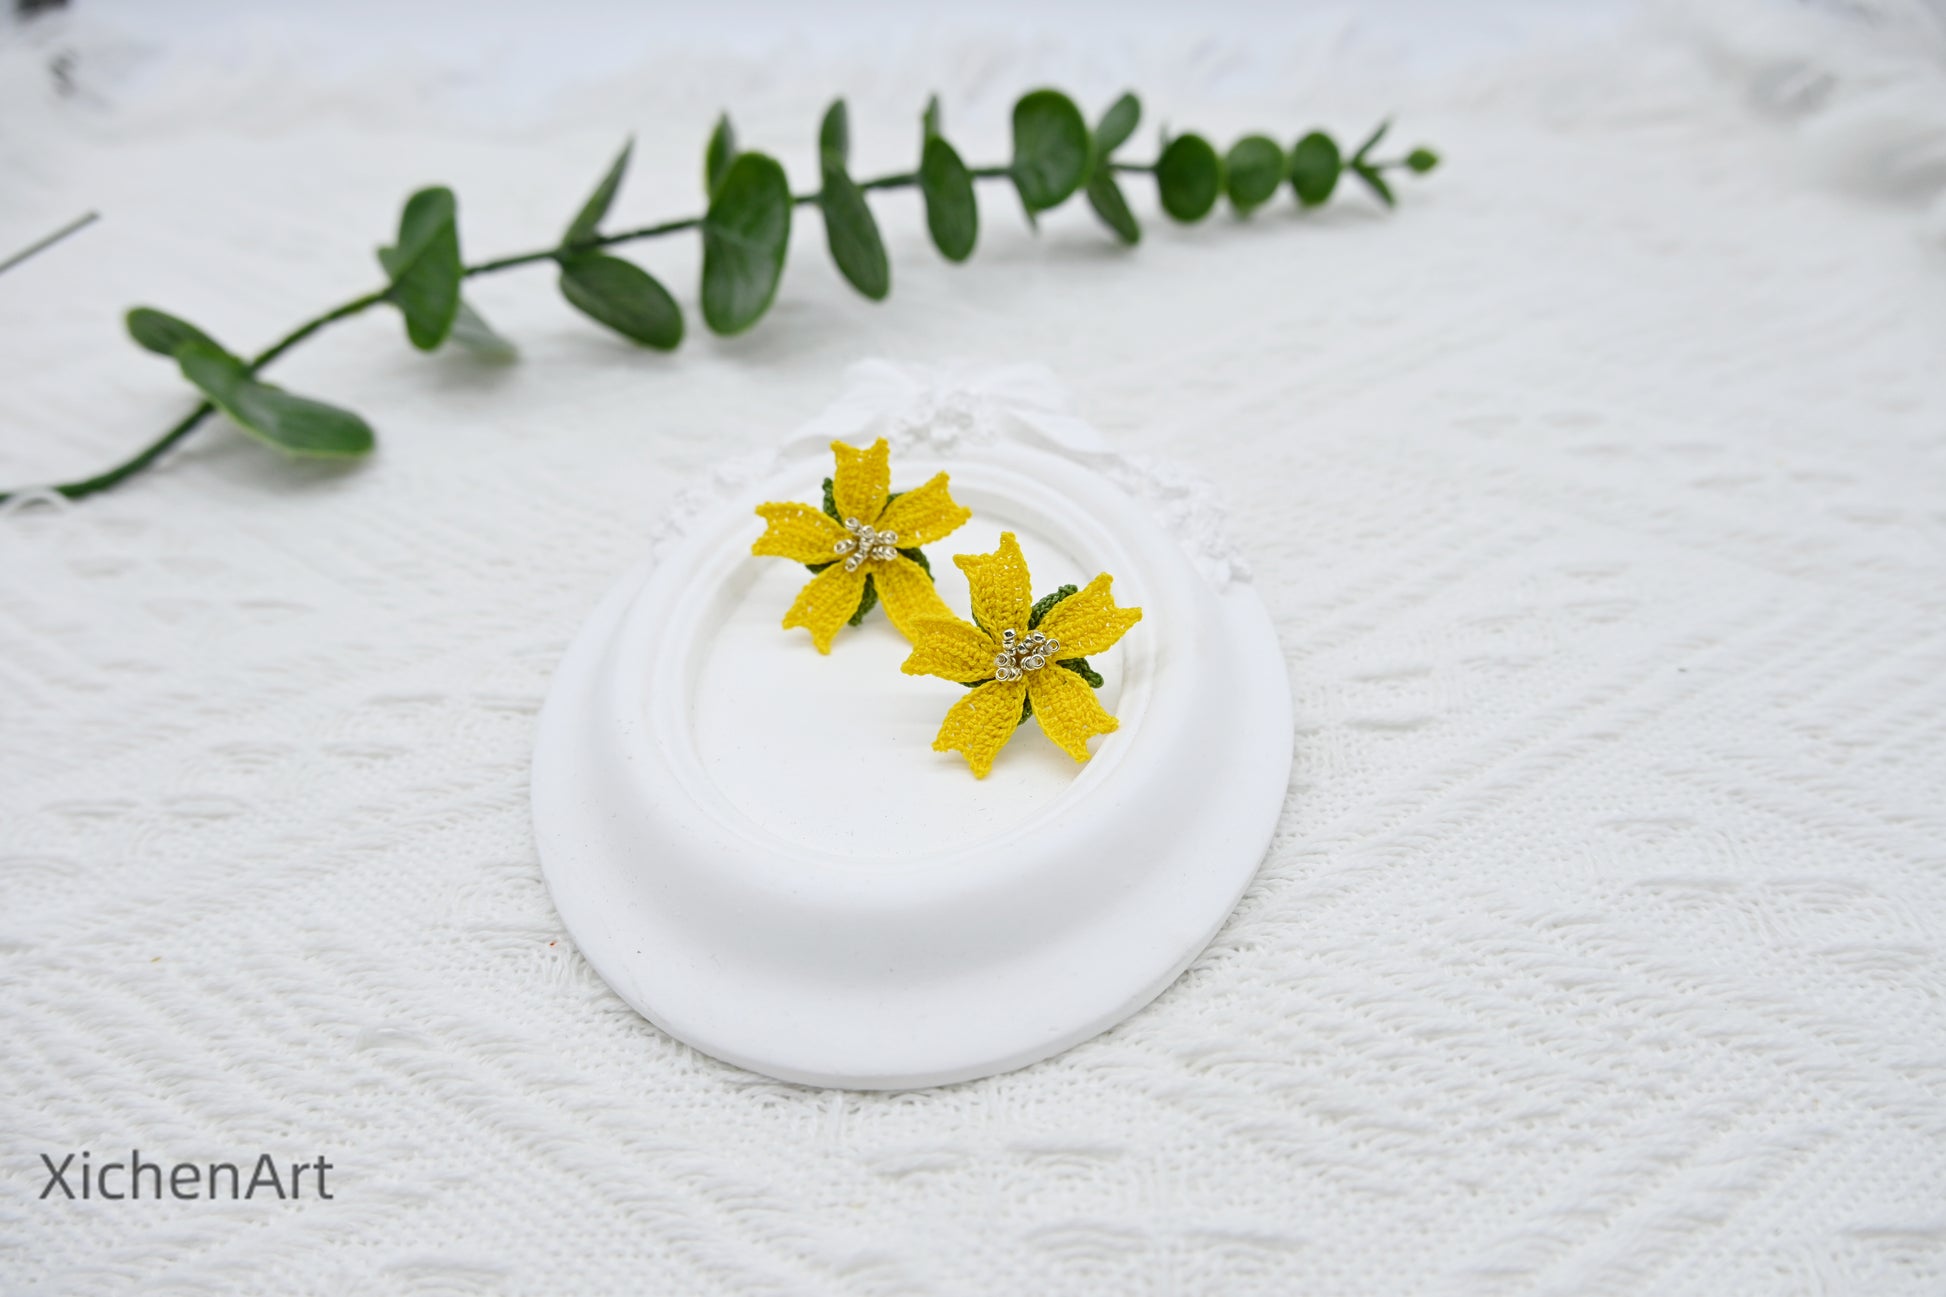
[176,342,373,458]
[448,300,518,363]
[1290,131,1342,207]
[1352,161,1396,208]
[1011,88,1091,216]
[1156,133,1221,222]
[383,186,462,351]
[1224,134,1285,213]
[1085,170,1140,245]
[819,99,850,169]
[705,113,736,197]
[700,151,792,335]
[1406,147,1441,174]
[1353,118,1390,165]
[919,133,977,262]
[565,138,631,247]
[378,245,512,361]
[922,94,942,138]
[126,307,219,359]
[558,252,683,349]
[1094,93,1140,156]
[818,165,890,301]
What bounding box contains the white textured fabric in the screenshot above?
[4,4,1945,1294]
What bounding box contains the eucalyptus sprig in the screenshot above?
[0,90,1438,505]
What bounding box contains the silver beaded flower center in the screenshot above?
[993,627,1061,681]
[833,517,899,572]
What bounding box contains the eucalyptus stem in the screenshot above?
[43,402,211,501]
[8,287,390,503]
[1,92,1438,506]
[0,211,99,278]
[7,171,1009,503]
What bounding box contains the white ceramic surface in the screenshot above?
[532,438,1292,1088]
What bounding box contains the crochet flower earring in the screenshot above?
[903,532,1142,778]
[752,438,972,653]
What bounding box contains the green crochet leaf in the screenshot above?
[848,574,878,626]
[1028,583,1078,629]
[1059,657,1103,688]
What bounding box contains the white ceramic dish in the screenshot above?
[532,370,1292,1088]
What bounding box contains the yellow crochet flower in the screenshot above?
[903,532,1143,778]
[752,438,972,653]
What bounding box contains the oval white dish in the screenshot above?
[532,364,1292,1089]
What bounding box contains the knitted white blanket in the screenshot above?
[4,3,1944,1293]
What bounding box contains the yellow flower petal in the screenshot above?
[1026,664,1120,763]
[752,502,850,565]
[953,531,1034,640]
[932,677,1028,778]
[873,554,954,641]
[1033,573,1143,657]
[876,473,972,548]
[781,561,869,654]
[830,438,891,525]
[902,614,1000,683]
